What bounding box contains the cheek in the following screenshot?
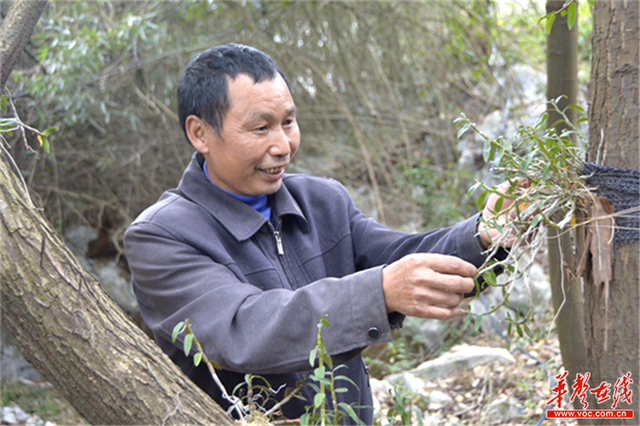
[290,128,301,154]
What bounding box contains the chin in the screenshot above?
[250,181,282,196]
[263,181,283,195]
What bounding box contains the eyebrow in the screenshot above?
[250,106,297,122]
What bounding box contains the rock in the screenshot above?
[90,259,138,314]
[421,411,444,425]
[400,317,450,350]
[65,226,138,315]
[385,344,515,386]
[1,405,38,425]
[1,330,42,382]
[480,394,523,424]
[426,390,454,411]
[369,378,393,414]
[385,372,426,394]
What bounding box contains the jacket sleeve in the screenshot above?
[334,180,496,313]
[332,182,489,271]
[124,220,392,375]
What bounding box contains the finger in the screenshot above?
[416,253,478,278]
[411,265,476,294]
[423,273,476,295]
[412,304,464,320]
[415,287,464,308]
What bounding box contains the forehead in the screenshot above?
[226,73,294,112]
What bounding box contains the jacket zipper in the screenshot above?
[274,220,284,255]
[271,219,296,287]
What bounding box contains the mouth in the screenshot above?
[259,165,286,175]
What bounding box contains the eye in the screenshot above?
[254,125,269,132]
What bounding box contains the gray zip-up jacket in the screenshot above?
[124,152,490,423]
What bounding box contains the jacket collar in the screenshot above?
[177,152,308,241]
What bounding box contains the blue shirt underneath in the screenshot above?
[203,161,272,221]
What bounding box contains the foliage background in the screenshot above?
[7,0,590,242]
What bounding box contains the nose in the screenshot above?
[269,127,293,158]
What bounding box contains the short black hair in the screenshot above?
[177,43,291,143]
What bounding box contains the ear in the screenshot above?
[185,115,211,154]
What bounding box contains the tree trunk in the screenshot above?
[1,1,230,424]
[0,0,47,87]
[581,0,639,422]
[545,0,587,394]
[1,137,230,425]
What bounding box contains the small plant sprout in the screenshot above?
[172,319,302,425]
[300,315,365,426]
[455,98,590,336]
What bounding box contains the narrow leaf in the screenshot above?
[42,126,58,136]
[171,321,185,343]
[482,140,492,163]
[567,2,577,30]
[524,323,535,339]
[546,13,557,34]
[184,333,194,356]
[476,190,488,212]
[309,347,317,367]
[339,403,365,426]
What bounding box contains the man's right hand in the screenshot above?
[381,253,477,320]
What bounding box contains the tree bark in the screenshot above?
[581,0,639,422]
[1,139,230,425]
[1,137,233,425]
[545,0,587,394]
[0,0,47,87]
[0,1,230,424]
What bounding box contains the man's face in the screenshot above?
[196,73,300,196]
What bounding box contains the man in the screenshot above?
[124,43,512,423]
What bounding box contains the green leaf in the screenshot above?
[567,2,577,30]
[194,352,202,366]
[473,315,482,333]
[309,347,317,367]
[541,162,552,181]
[456,122,471,139]
[171,321,185,343]
[524,323,535,339]
[313,392,325,408]
[184,333,194,356]
[314,366,326,379]
[338,402,365,426]
[483,270,497,287]
[413,406,424,426]
[334,375,359,389]
[482,140,492,163]
[516,323,523,337]
[42,126,58,136]
[335,387,348,393]
[476,190,488,212]
[494,196,504,214]
[209,359,221,370]
[546,13,557,34]
[531,214,543,229]
[300,413,310,426]
[466,180,481,200]
[40,136,50,154]
[566,103,585,113]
